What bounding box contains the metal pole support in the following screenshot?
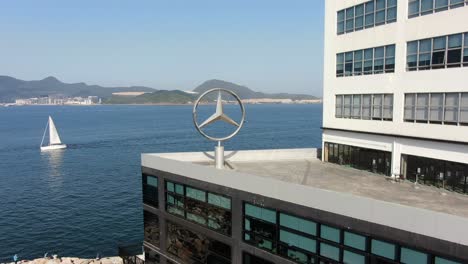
[215,141,224,169]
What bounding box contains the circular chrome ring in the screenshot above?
[192,88,246,142]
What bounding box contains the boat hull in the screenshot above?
[40,144,67,151]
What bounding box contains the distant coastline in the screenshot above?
[1,75,322,105]
[3,100,323,107]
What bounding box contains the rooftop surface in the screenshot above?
[145,148,468,219]
[232,159,468,219]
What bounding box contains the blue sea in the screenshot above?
[0,104,322,260]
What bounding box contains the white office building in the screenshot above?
[322,0,468,192]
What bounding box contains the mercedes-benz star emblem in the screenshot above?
[193,88,246,142]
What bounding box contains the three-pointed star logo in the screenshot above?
[198,91,240,129]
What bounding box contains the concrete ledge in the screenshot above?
[149,148,317,163]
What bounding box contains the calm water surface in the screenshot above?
[0,104,322,259]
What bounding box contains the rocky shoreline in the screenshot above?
[3,257,122,264]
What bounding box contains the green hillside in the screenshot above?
[104,90,195,104]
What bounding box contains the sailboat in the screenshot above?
[40,116,67,151]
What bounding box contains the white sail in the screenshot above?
[48,116,62,145]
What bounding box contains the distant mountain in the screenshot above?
[0,75,320,104]
[193,79,318,100]
[105,90,195,104]
[0,75,156,102]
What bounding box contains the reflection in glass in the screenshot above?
[166,222,231,264]
[144,211,160,247]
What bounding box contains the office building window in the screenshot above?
[166,221,231,264]
[144,211,160,247]
[460,93,468,124]
[372,239,396,260]
[362,95,372,119]
[372,94,383,119]
[344,232,367,251]
[355,4,365,31]
[337,45,395,77]
[418,38,432,70]
[405,92,468,125]
[404,93,416,120]
[416,93,429,122]
[448,34,463,67]
[352,95,362,118]
[385,44,395,72]
[346,7,355,33]
[335,94,393,121]
[335,95,343,118]
[354,50,363,75]
[337,10,345,35]
[401,247,429,264]
[429,93,444,122]
[165,180,232,235]
[143,174,158,207]
[337,0,397,35]
[464,33,468,66]
[383,94,393,120]
[343,95,352,118]
[244,203,277,252]
[407,32,468,71]
[444,93,459,124]
[408,0,467,18]
[345,52,353,76]
[336,54,344,77]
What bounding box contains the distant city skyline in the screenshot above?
[0,0,324,96]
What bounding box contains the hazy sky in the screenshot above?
[1,1,324,96]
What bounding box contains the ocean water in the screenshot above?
[0,104,322,260]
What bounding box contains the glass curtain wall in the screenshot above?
[324,142,392,176]
[165,180,232,235]
[143,174,158,207]
[242,203,461,264]
[242,253,274,264]
[144,211,160,247]
[166,221,231,264]
[404,154,468,194]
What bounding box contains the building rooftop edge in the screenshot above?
[141,148,468,247]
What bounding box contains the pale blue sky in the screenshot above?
[0,0,324,95]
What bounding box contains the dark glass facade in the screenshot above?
[144,211,160,247]
[242,203,462,264]
[142,170,466,263]
[166,221,231,264]
[144,246,161,264]
[165,180,232,235]
[143,174,158,207]
[403,154,468,194]
[242,253,274,264]
[324,142,392,176]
